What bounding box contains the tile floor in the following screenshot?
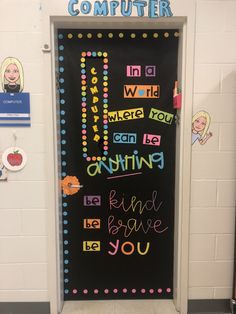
[61,300,179,314]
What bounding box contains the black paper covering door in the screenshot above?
[58,29,179,300]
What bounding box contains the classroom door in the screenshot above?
[58,29,179,300]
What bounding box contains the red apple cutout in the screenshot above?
[7,151,23,166]
[2,147,27,171]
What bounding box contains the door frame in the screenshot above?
[43,16,194,314]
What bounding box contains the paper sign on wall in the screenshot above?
[0,57,30,127]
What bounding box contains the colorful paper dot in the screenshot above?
[113,289,118,293]
[92,156,97,161]
[103,52,108,57]
[97,51,102,57]
[132,289,136,293]
[86,157,91,161]
[83,289,88,294]
[97,33,103,38]
[149,289,154,294]
[103,64,108,70]
[142,33,148,38]
[82,130,87,135]
[174,32,179,37]
[166,288,171,293]
[153,33,159,38]
[164,32,169,38]
[103,93,108,98]
[108,33,113,38]
[123,288,127,293]
[92,52,97,57]
[131,33,136,38]
[87,33,92,38]
[158,288,162,293]
[58,34,63,39]
[68,33,73,39]
[59,56,64,62]
[104,289,109,294]
[94,289,99,294]
[141,289,146,294]
[59,45,64,51]
[119,33,124,38]
[87,51,92,57]
[78,33,83,39]
[73,289,78,294]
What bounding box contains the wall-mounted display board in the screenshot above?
[58,29,179,300]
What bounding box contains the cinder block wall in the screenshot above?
[0,0,235,304]
[189,0,236,299]
[0,0,48,302]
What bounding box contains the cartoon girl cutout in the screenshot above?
[192,110,213,145]
[1,57,24,93]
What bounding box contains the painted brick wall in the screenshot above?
[189,0,236,299]
[0,0,48,302]
[0,0,235,304]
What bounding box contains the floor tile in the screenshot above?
[61,300,178,314]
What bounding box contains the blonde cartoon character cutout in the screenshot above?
[1,57,24,93]
[192,111,213,145]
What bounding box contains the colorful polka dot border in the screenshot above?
[81,51,109,162]
[65,287,172,295]
[64,32,179,40]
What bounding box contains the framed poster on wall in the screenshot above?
[58,29,179,300]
